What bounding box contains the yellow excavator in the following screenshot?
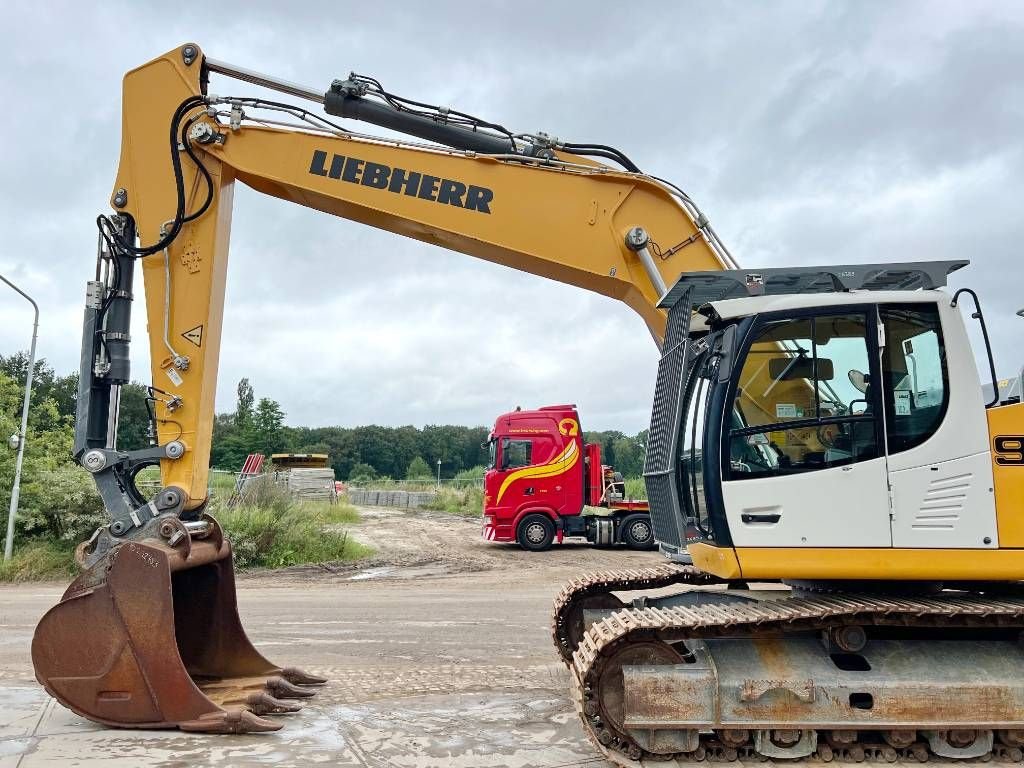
[31,44,1024,763]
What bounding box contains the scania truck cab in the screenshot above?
[481,405,655,551]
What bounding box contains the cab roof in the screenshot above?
[660,261,966,312]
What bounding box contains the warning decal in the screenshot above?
[182,325,203,348]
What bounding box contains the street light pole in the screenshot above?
[436,459,442,490]
[1,274,39,562]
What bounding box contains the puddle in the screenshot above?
[347,563,452,581]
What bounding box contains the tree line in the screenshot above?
[0,353,648,482]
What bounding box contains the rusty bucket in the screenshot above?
[31,516,324,733]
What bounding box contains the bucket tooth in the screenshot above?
[280,666,327,686]
[201,685,304,715]
[179,709,281,734]
[244,691,303,715]
[266,675,318,699]
[31,523,323,732]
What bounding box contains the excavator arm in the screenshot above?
[33,43,735,735]
[81,43,733,519]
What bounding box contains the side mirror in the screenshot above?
[848,369,869,394]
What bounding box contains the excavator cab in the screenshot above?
[644,259,1009,579]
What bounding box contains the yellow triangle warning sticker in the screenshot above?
[182,325,203,347]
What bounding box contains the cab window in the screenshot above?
[501,439,533,470]
[879,305,948,453]
[726,312,878,480]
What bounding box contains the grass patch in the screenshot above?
[624,476,646,500]
[316,500,361,525]
[215,502,371,570]
[0,539,77,582]
[211,480,370,569]
[0,483,370,581]
[423,486,484,517]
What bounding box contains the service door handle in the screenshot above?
[741,512,781,524]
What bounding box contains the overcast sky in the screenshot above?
[0,1,1021,434]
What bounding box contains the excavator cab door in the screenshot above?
[714,306,894,549]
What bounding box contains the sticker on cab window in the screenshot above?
[894,390,911,416]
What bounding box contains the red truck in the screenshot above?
[481,404,655,551]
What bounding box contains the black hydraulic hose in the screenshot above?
[560,142,641,173]
[179,114,216,224]
[100,95,208,257]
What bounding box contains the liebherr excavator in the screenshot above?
[31,44,1024,763]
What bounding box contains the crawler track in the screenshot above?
[551,563,727,665]
[571,591,1024,765]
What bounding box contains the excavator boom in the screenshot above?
[33,43,732,734]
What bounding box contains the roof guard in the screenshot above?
[658,260,969,310]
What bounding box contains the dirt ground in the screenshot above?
[0,505,660,768]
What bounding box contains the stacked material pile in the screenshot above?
[347,488,436,509]
[277,468,337,502]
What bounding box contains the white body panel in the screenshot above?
[721,457,892,548]
[883,298,998,547]
[890,451,997,548]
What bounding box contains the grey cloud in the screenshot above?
[1,1,1021,434]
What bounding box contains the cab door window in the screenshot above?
[501,439,533,469]
[726,312,879,480]
[879,305,948,453]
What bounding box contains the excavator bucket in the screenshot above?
[31,517,324,732]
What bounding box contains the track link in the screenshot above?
[551,563,727,665]
[572,592,1024,765]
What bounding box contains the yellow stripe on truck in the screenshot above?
[496,440,580,504]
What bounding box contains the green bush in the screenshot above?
[18,464,107,543]
[347,462,377,483]
[452,465,486,487]
[0,539,77,582]
[211,491,370,570]
[406,456,433,480]
[624,476,646,500]
[424,486,484,517]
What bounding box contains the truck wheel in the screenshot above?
[621,514,655,550]
[517,514,555,552]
